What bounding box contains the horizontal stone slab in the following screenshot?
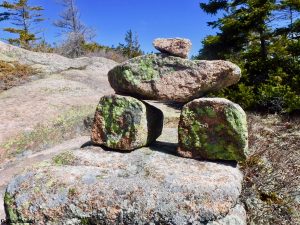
[108,54,241,102]
[5,145,244,224]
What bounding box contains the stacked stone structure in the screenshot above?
[92,37,248,162]
[3,39,249,224]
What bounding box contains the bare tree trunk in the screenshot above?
[258,27,268,83]
[70,0,77,33]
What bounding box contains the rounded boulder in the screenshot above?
[91,95,163,150]
[178,98,248,161]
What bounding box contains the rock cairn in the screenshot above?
[4,38,249,224]
[92,37,248,161]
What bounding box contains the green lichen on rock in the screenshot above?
[108,54,241,102]
[91,95,163,150]
[108,54,193,88]
[4,192,32,224]
[4,192,19,222]
[178,98,248,161]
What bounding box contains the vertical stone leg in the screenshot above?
[178,98,248,161]
[91,94,163,151]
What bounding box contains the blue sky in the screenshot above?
[0,0,218,56]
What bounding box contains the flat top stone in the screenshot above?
[153,38,192,58]
[5,142,243,224]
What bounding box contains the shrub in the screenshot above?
[55,32,86,58]
[53,41,128,63]
[0,60,37,91]
[208,83,256,110]
[83,42,128,63]
[258,83,300,113]
[31,40,54,53]
[207,66,300,113]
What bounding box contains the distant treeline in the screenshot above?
[0,0,143,61]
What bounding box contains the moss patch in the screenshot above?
[1,105,94,158]
[4,192,19,222]
[53,151,76,166]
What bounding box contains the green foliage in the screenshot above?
[117,29,143,58]
[0,0,44,49]
[209,83,256,110]
[198,0,300,113]
[258,79,300,113]
[83,42,107,52]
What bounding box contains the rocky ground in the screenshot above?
[241,113,300,225]
[0,41,116,220]
[0,41,118,162]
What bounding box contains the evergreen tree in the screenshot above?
[198,0,300,113]
[117,29,143,58]
[0,0,44,49]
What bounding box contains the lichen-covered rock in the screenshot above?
[108,54,241,102]
[91,95,163,150]
[4,145,244,224]
[178,98,248,161]
[207,204,246,225]
[153,38,192,58]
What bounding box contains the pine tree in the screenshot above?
[117,29,143,58]
[0,0,44,49]
[198,0,300,113]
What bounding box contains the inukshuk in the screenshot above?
[92,37,248,161]
[4,38,249,224]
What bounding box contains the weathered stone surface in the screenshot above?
[153,38,192,58]
[91,95,163,150]
[0,42,118,218]
[108,54,241,102]
[0,41,116,74]
[207,204,246,225]
[145,100,181,128]
[0,43,118,165]
[178,98,248,161]
[4,145,244,224]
